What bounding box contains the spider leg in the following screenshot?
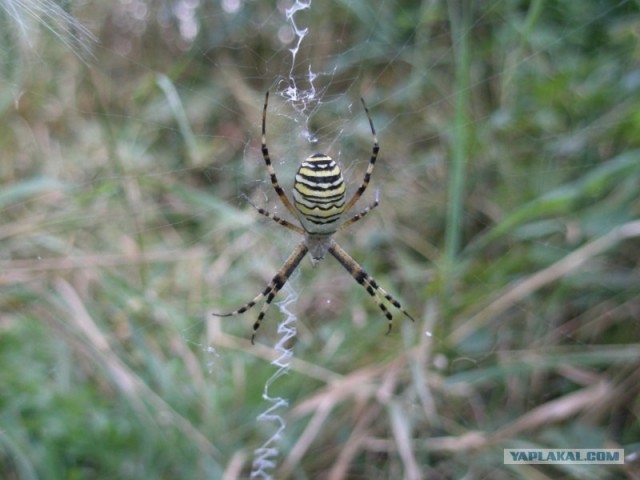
[328,242,414,334]
[338,190,379,231]
[242,194,304,234]
[212,242,308,344]
[261,91,299,219]
[342,97,379,215]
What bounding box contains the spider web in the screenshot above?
[250,281,298,479]
[250,3,321,475]
[2,0,639,478]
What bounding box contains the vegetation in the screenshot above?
[1,0,639,478]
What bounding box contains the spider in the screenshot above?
[213,92,415,344]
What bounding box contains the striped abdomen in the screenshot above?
[293,153,346,234]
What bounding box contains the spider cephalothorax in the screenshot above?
[213,92,414,343]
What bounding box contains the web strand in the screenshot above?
[250,282,298,479]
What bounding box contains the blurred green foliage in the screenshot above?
[1,0,639,478]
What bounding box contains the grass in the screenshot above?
[2,0,640,479]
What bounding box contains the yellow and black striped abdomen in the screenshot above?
[292,153,346,233]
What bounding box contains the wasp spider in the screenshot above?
[213,92,415,344]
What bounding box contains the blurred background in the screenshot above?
[2,0,640,478]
